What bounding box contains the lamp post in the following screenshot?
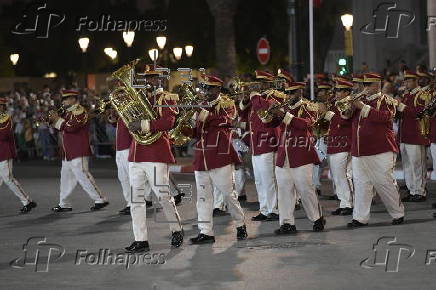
[10,53,19,65]
[173,47,183,61]
[10,53,19,76]
[78,37,90,88]
[341,14,353,74]
[122,31,135,61]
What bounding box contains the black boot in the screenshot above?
[265,213,279,221]
[20,201,37,213]
[236,225,248,240]
[146,200,153,208]
[213,208,229,216]
[274,223,297,235]
[347,219,368,228]
[171,230,184,248]
[392,217,404,225]
[125,241,150,253]
[331,208,343,215]
[340,207,353,216]
[313,217,326,232]
[251,213,267,221]
[91,201,109,211]
[190,233,215,244]
[51,205,72,212]
[119,206,130,215]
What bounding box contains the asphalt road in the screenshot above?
[1,159,436,290]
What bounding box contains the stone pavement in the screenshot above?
[0,159,436,290]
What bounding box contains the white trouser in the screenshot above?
[328,152,353,208]
[213,186,225,210]
[313,138,327,189]
[431,143,436,180]
[115,149,130,206]
[400,143,427,196]
[212,168,246,210]
[234,167,246,195]
[195,164,245,236]
[352,152,405,223]
[0,159,31,205]
[252,152,278,215]
[275,162,322,226]
[59,157,106,208]
[129,162,181,241]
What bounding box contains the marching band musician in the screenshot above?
[398,71,431,202]
[239,70,280,222]
[0,97,37,213]
[107,109,133,215]
[184,74,247,244]
[260,82,326,235]
[344,73,405,228]
[49,90,109,212]
[323,80,354,215]
[313,81,332,197]
[124,65,183,253]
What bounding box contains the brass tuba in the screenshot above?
[109,59,162,145]
[168,83,201,146]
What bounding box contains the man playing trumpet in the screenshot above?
[260,82,326,235]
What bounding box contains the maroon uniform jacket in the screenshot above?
[265,99,320,168]
[115,118,132,151]
[54,105,92,161]
[0,114,17,161]
[349,93,399,157]
[239,92,279,156]
[128,91,177,163]
[325,106,352,154]
[398,87,430,146]
[191,97,241,171]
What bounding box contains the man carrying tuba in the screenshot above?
[124,64,183,253]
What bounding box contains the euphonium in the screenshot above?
[169,83,201,146]
[109,59,162,145]
[416,97,436,136]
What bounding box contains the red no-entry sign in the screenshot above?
[256,37,270,65]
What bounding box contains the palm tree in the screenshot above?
[206,0,240,78]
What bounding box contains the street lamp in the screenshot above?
[78,37,90,53]
[10,53,19,65]
[148,49,159,61]
[341,14,353,31]
[156,36,167,50]
[122,31,135,47]
[173,47,183,60]
[185,45,194,57]
[341,14,353,74]
[104,47,117,60]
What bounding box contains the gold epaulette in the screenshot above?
[416,88,432,104]
[215,94,235,112]
[381,94,399,106]
[159,91,179,102]
[72,105,85,116]
[302,99,319,111]
[0,113,9,124]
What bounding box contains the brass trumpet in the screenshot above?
[335,89,369,113]
[257,96,299,123]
